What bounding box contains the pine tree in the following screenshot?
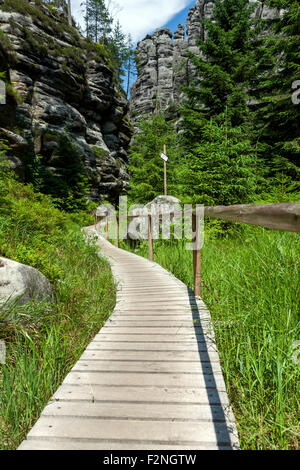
[180,0,259,205]
[84,0,112,43]
[184,0,259,127]
[254,0,300,184]
[179,115,257,205]
[107,20,127,81]
[128,114,182,204]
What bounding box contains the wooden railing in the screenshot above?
[96,203,300,297]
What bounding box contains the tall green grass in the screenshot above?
[0,228,116,450]
[0,172,116,449]
[120,226,300,450]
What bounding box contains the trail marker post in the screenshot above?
[160,144,168,196]
[192,211,202,297]
[105,216,108,240]
[148,215,153,261]
[115,216,119,248]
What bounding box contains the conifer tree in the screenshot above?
[254,0,300,183]
[84,0,112,43]
[179,115,257,205]
[128,114,182,204]
[184,0,259,127]
[180,0,259,204]
[107,20,127,81]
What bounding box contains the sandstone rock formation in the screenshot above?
[0,0,132,201]
[0,256,53,310]
[130,0,281,121]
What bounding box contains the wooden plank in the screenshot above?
[86,341,217,351]
[41,401,231,422]
[109,314,208,320]
[106,320,211,327]
[64,371,227,389]
[52,384,230,405]
[100,327,214,335]
[116,299,199,305]
[26,416,236,446]
[19,439,228,450]
[72,360,222,374]
[93,334,215,342]
[82,349,219,362]
[102,203,300,233]
[53,383,229,409]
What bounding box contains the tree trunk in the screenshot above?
[67,0,72,26]
[126,57,131,99]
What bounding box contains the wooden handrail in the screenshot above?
[204,203,300,233]
[97,203,300,233]
[96,202,299,298]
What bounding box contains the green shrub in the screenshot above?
[0,146,116,450]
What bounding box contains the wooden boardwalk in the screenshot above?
[19,229,239,450]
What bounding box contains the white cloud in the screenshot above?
[72,0,192,43]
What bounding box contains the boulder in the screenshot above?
[0,257,53,310]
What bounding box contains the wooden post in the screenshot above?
[192,212,202,297]
[163,144,167,196]
[115,216,119,248]
[105,216,108,240]
[148,214,153,261]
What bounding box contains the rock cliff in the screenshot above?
[0,0,132,201]
[130,0,281,120]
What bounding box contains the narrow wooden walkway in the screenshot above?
[19,228,239,450]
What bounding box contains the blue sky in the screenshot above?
[73,1,196,43]
[72,1,196,92]
[163,1,195,37]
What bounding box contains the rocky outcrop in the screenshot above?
[0,256,53,310]
[130,0,281,120]
[0,0,132,201]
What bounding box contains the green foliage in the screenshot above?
[0,226,115,449]
[253,0,300,183]
[84,0,112,43]
[32,132,91,213]
[184,0,259,126]
[106,20,127,81]
[0,142,115,449]
[2,0,80,43]
[0,170,66,282]
[177,0,261,205]
[179,115,258,205]
[80,38,110,62]
[0,28,15,61]
[82,1,135,85]
[0,140,93,279]
[128,113,183,204]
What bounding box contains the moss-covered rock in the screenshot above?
[0,0,132,201]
